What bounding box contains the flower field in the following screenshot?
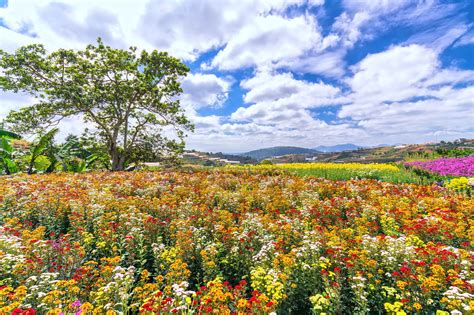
[231,162,429,184]
[405,157,474,177]
[0,170,473,314]
[250,163,400,172]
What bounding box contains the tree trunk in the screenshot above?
[110,148,126,171]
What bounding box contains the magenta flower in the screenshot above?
[72,300,82,307]
[405,156,474,177]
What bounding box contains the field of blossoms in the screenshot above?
[230,162,430,184]
[405,157,474,177]
[0,170,473,314]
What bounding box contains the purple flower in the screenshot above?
[72,300,82,307]
[405,156,474,177]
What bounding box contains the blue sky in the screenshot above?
[0,0,473,152]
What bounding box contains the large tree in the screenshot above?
[0,39,193,171]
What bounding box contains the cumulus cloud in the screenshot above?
[231,70,344,124]
[139,0,319,60]
[0,0,148,50]
[37,2,126,48]
[339,44,474,141]
[346,45,439,106]
[211,14,321,70]
[180,73,232,109]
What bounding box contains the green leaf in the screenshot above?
[4,158,18,174]
[0,137,13,156]
[0,129,21,139]
[31,128,58,159]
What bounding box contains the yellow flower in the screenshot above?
[46,308,63,315]
[237,298,247,308]
[396,281,408,290]
[413,303,422,310]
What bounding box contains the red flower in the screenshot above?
[142,303,153,311]
[400,266,411,274]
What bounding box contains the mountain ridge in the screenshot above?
[239,146,319,160]
[314,143,362,152]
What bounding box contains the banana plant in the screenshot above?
[0,129,21,140]
[0,126,21,174]
[0,136,18,174]
[46,136,98,173]
[27,128,59,174]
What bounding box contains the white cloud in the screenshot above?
[241,70,340,104]
[0,91,89,141]
[232,70,344,124]
[37,2,126,48]
[0,26,39,52]
[0,91,34,118]
[332,0,467,51]
[331,11,371,48]
[180,73,232,109]
[356,90,474,135]
[403,21,469,52]
[0,0,149,51]
[341,0,413,14]
[339,44,474,142]
[454,29,474,47]
[211,14,321,70]
[308,0,325,7]
[274,49,347,78]
[345,45,439,106]
[139,0,318,60]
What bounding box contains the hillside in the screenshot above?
[269,139,474,164]
[181,151,256,165]
[240,146,320,160]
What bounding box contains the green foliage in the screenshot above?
[435,148,474,157]
[26,128,58,174]
[0,38,193,171]
[0,129,101,175]
[0,136,18,174]
[0,128,21,140]
[45,135,99,173]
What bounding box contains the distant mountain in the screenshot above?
[240,146,319,160]
[314,143,363,152]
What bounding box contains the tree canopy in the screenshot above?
[0,38,193,170]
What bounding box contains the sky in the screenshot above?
[0,0,473,153]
